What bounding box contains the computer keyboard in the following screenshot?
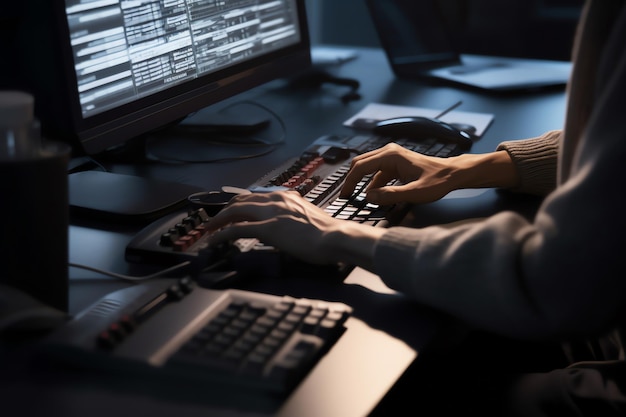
[42,278,352,397]
[249,133,462,226]
[48,133,464,403]
[125,132,465,274]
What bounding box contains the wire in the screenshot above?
[70,250,235,283]
[69,261,192,282]
[219,100,288,144]
[201,257,230,273]
[86,156,108,172]
[434,100,463,119]
[66,154,108,174]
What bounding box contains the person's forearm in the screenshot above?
[323,221,387,272]
[450,150,520,190]
[320,150,520,271]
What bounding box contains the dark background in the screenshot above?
[0,0,584,108]
[305,0,584,61]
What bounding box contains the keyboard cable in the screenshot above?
[69,261,192,282]
[68,253,233,283]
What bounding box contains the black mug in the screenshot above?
[0,140,71,311]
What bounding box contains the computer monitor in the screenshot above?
[6,0,311,156]
[1,0,311,221]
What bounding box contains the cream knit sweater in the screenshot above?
[373,0,626,360]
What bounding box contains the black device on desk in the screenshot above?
[6,0,312,221]
[372,116,475,149]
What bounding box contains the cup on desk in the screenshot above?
[0,91,71,312]
[0,141,71,312]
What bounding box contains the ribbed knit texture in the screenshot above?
[496,130,560,196]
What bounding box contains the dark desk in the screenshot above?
[7,46,568,417]
[68,45,566,305]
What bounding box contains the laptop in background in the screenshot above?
[365,0,572,92]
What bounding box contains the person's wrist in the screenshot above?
[452,151,519,189]
[323,222,386,271]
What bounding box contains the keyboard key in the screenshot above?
[160,295,351,394]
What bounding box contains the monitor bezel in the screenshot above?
[50,0,311,156]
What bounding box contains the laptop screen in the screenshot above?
[366,0,461,72]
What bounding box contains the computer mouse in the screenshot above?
[373,116,475,149]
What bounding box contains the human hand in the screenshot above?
[339,143,466,205]
[206,191,384,267]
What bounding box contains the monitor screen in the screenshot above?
[5,0,311,156]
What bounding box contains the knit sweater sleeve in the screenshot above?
[373,4,626,339]
[495,130,560,196]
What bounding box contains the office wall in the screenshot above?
[306,0,584,61]
[305,0,379,47]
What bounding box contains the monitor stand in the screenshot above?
[68,112,271,223]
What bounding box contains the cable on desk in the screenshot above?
[201,257,229,273]
[69,261,192,282]
[67,154,108,174]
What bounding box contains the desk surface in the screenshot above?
[7,46,568,417]
[69,45,566,301]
